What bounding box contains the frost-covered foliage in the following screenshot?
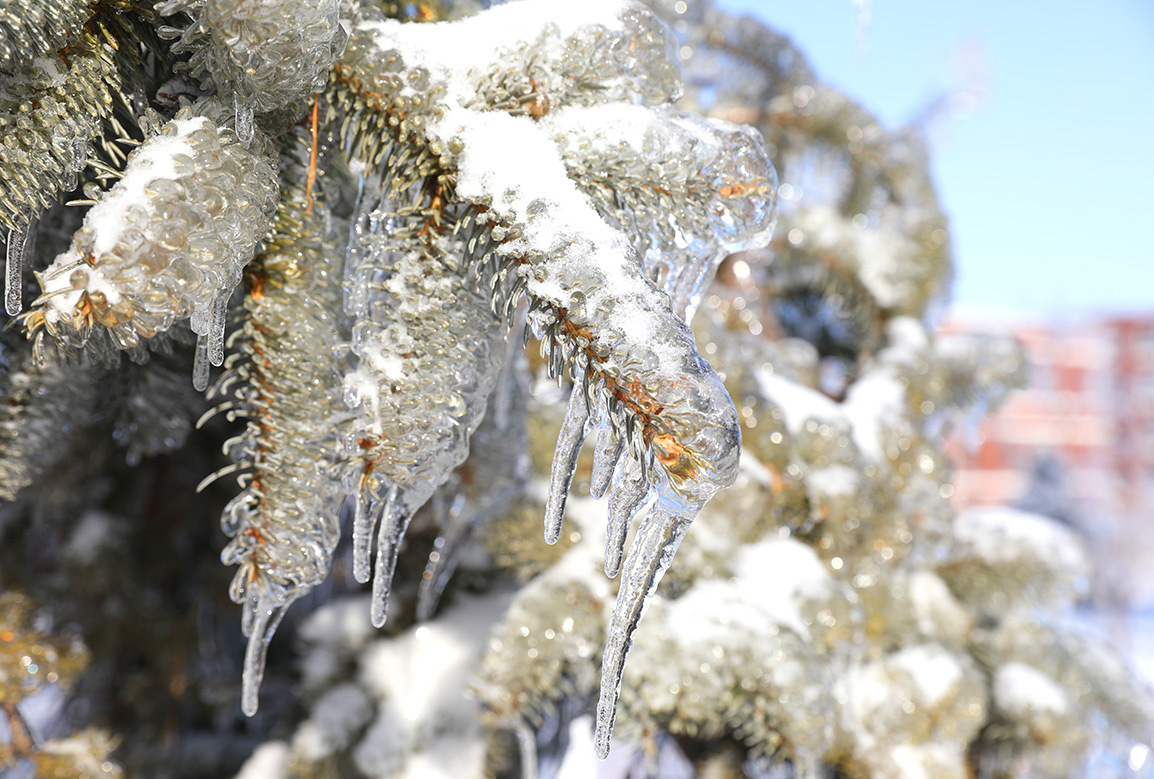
[24,108,279,371]
[1,0,1152,777]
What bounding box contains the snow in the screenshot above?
[737,448,776,487]
[757,367,901,463]
[298,594,378,651]
[907,570,972,643]
[556,716,599,778]
[539,507,616,593]
[749,317,930,465]
[888,743,967,779]
[756,372,842,435]
[297,594,376,690]
[442,108,654,322]
[993,662,1068,717]
[351,592,510,776]
[786,206,921,310]
[38,116,206,326]
[392,736,487,779]
[88,117,204,258]
[841,661,892,752]
[359,621,478,726]
[233,741,289,779]
[952,506,1088,575]
[659,538,832,649]
[292,683,374,761]
[840,371,905,463]
[62,511,119,565]
[806,464,859,497]
[889,644,962,707]
[358,0,627,104]
[662,579,774,646]
[731,538,834,641]
[39,262,117,325]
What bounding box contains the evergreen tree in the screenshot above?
[0,0,1150,777]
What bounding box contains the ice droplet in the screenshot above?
[62,137,87,190]
[370,485,407,628]
[5,225,30,316]
[69,137,88,172]
[240,592,294,717]
[515,719,539,779]
[235,94,255,145]
[544,388,592,544]
[193,332,211,391]
[209,294,228,367]
[605,457,650,578]
[352,487,377,584]
[589,417,624,500]
[594,498,697,758]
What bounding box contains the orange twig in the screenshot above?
[305,96,319,213]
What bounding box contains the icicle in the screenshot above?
[62,136,87,191]
[240,592,295,717]
[416,495,467,622]
[209,293,228,367]
[235,93,255,145]
[604,458,650,578]
[543,388,592,544]
[352,486,379,583]
[343,172,371,319]
[491,305,526,432]
[70,136,87,172]
[514,719,539,779]
[193,332,211,391]
[594,498,697,759]
[5,225,29,316]
[370,484,406,628]
[589,416,624,500]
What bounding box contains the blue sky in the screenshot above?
[720,0,1154,316]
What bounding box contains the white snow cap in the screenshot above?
[952,506,1089,576]
[993,662,1068,717]
[352,592,509,778]
[889,643,964,708]
[233,741,289,779]
[731,537,835,641]
[358,0,628,105]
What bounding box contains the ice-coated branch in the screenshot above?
[415,340,532,621]
[546,103,777,318]
[339,168,508,628]
[321,0,774,751]
[157,0,347,134]
[0,0,96,71]
[327,1,775,757]
[0,345,99,501]
[209,130,344,716]
[1,27,121,315]
[23,107,278,372]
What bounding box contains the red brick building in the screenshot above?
[944,313,1154,606]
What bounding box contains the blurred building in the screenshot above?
[944,313,1154,606]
